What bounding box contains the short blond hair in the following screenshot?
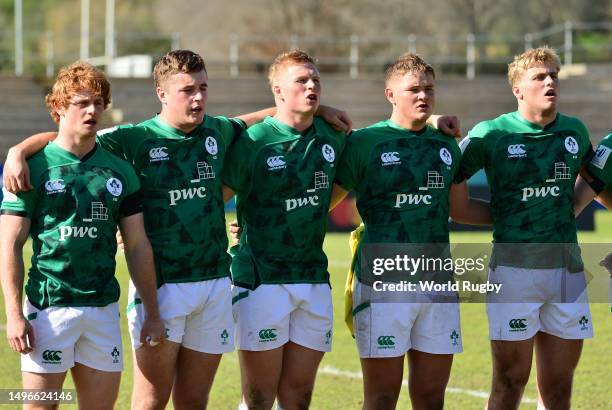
[45,61,111,124]
[385,53,435,85]
[153,49,206,88]
[507,46,561,86]
[268,49,317,88]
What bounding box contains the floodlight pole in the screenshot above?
[105,0,115,66]
[14,0,23,76]
[80,0,90,60]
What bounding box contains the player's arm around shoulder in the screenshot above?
[3,132,57,192]
[0,213,34,353]
[119,213,165,346]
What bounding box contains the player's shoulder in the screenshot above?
[350,120,391,140]
[555,112,589,137]
[598,133,612,147]
[468,112,518,140]
[95,145,136,175]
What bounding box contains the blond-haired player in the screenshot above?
[458,47,594,409]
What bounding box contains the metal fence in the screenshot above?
[1,21,612,79]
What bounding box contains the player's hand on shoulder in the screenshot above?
[3,148,33,192]
[318,105,353,135]
[6,314,34,354]
[429,115,462,138]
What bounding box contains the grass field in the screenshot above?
[1,212,612,409]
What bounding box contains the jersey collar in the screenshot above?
[152,115,208,138]
[384,119,431,136]
[512,111,560,132]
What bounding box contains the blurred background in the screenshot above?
[1,0,611,229]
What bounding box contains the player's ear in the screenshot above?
[156,85,167,105]
[272,85,282,100]
[385,87,395,105]
[512,85,522,100]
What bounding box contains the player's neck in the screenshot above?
[54,130,97,158]
[274,109,314,132]
[389,112,427,132]
[518,106,557,128]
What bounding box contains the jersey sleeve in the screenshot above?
[335,134,364,192]
[214,115,247,147]
[575,120,594,166]
[96,125,134,160]
[457,123,489,182]
[1,186,37,218]
[587,135,612,188]
[222,132,254,193]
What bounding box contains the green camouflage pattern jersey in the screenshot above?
[1,142,141,308]
[459,111,593,270]
[335,120,460,280]
[223,116,345,288]
[587,134,612,188]
[97,115,245,286]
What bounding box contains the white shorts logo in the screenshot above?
[106,178,123,197]
[322,144,335,163]
[591,145,611,170]
[507,144,527,158]
[149,147,169,162]
[45,179,66,194]
[381,152,401,166]
[439,148,452,165]
[205,136,218,155]
[565,136,579,154]
[267,156,286,170]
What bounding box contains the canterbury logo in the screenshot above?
[45,179,65,193]
[259,329,277,340]
[42,350,62,362]
[266,156,286,169]
[507,144,526,157]
[149,147,169,160]
[381,152,400,164]
[377,335,395,347]
[509,318,527,330]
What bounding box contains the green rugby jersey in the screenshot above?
[223,116,345,287]
[96,115,245,286]
[459,111,593,269]
[588,134,612,188]
[1,143,141,309]
[335,120,460,280]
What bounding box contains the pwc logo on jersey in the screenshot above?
[149,147,169,162]
[322,144,335,163]
[381,152,401,166]
[205,136,218,155]
[521,186,560,202]
[565,136,579,154]
[267,156,286,171]
[507,144,527,158]
[168,187,207,206]
[394,193,432,207]
[45,179,66,195]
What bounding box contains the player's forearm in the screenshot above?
[0,247,26,319]
[458,198,493,225]
[9,132,57,159]
[236,107,276,128]
[124,241,161,320]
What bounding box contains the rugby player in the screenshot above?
[457,47,594,410]
[332,53,491,410]
[2,49,351,410]
[0,61,164,409]
[223,49,346,410]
